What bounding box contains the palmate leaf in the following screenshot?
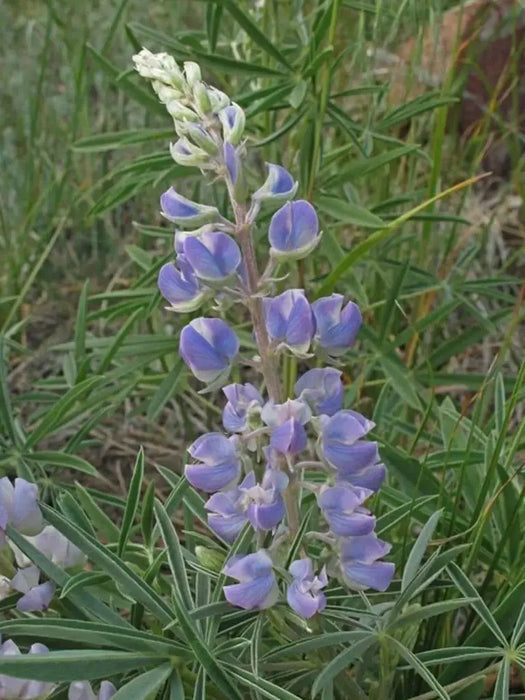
[41,505,173,626]
[385,636,450,700]
[154,500,242,700]
[311,635,377,697]
[0,650,165,683]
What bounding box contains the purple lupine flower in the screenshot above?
[294,368,344,417]
[311,294,362,357]
[252,164,298,203]
[262,399,311,456]
[10,566,55,613]
[268,200,321,260]
[320,410,375,470]
[218,104,245,145]
[222,383,264,433]
[158,258,205,313]
[318,483,376,537]
[69,680,116,700]
[336,445,386,493]
[239,470,288,531]
[205,487,247,543]
[0,478,43,547]
[182,232,241,283]
[263,290,314,356]
[287,558,327,618]
[160,187,219,226]
[223,550,278,610]
[339,533,395,592]
[180,317,239,385]
[223,142,239,184]
[0,638,54,699]
[185,433,240,493]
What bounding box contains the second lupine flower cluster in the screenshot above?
[134,48,394,618]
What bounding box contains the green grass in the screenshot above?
[0,0,524,698]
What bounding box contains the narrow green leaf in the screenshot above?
[447,563,507,647]
[112,663,172,700]
[316,196,385,229]
[154,499,194,611]
[0,651,164,683]
[26,451,97,476]
[402,510,442,591]
[117,447,144,557]
[264,631,372,660]
[222,0,293,69]
[311,635,377,697]
[147,359,185,420]
[59,572,111,599]
[385,636,450,700]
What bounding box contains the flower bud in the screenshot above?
[252,164,298,203]
[207,86,230,113]
[192,81,212,115]
[132,49,184,89]
[219,104,246,145]
[195,546,226,573]
[182,231,241,283]
[170,138,211,167]
[180,317,239,385]
[166,100,200,123]
[269,200,321,261]
[184,61,202,87]
[178,123,218,155]
[153,81,184,103]
[160,187,220,227]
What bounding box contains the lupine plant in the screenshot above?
[133,48,394,614]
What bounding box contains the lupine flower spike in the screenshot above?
[134,49,395,616]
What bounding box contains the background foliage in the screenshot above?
[0,0,523,698]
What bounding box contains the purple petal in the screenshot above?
[17,582,55,612]
[158,262,200,305]
[343,561,395,592]
[294,368,343,417]
[253,163,298,201]
[224,574,278,610]
[189,433,236,464]
[207,512,247,542]
[183,232,241,281]
[247,497,285,531]
[349,462,386,492]
[289,558,313,580]
[340,533,392,564]
[11,479,43,535]
[270,419,307,455]
[223,550,273,581]
[223,142,239,183]
[185,461,239,493]
[285,294,314,351]
[269,200,319,253]
[287,581,325,618]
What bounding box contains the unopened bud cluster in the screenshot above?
[134,49,394,617]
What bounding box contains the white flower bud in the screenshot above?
[166,100,200,123]
[184,61,202,87]
[177,123,219,155]
[132,48,184,89]
[153,81,184,104]
[193,82,212,116]
[170,138,212,167]
[207,86,230,113]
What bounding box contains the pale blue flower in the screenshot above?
[252,164,298,203]
[268,200,321,260]
[160,187,219,226]
[318,483,375,537]
[240,470,288,531]
[185,433,240,493]
[294,368,343,416]
[311,294,362,356]
[287,558,327,618]
[69,680,116,700]
[179,317,239,385]
[0,478,43,548]
[223,551,278,610]
[222,383,264,433]
[158,258,205,313]
[10,566,55,613]
[182,231,241,283]
[263,290,314,356]
[205,488,247,543]
[0,637,54,699]
[339,533,394,591]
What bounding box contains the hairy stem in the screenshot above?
[227,187,301,537]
